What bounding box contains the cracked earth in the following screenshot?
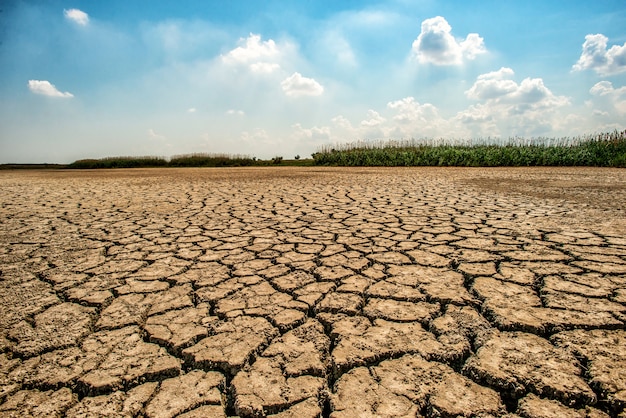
[1,166,626,418]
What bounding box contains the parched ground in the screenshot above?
[1,166,626,418]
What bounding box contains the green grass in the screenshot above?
[312,130,626,167]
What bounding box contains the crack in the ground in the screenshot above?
[1,168,626,417]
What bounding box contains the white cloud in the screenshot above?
[281,72,324,97]
[331,115,354,130]
[465,68,567,107]
[456,104,495,123]
[385,97,453,138]
[573,34,626,76]
[465,67,517,100]
[460,33,487,60]
[589,81,626,115]
[360,110,386,127]
[187,108,197,113]
[27,80,74,98]
[458,68,571,136]
[148,129,166,140]
[590,80,625,97]
[387,97,440,123]
[249,62,281,74]
[64,8,89,26]
[291,123,331,141]
[226,109,245,116]
[412,16,486,65]
[222,33,283,73]
[241,128,270,143]
[508,78,563,106]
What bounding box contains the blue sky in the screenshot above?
[1,0,625,163]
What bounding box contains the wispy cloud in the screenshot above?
[572,34,626,76]
[412,16,486,65]
[27,80,74,98]
[64,8,89,26]
[147,128,166,140]
[281,72,324,97]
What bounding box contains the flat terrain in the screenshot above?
[1,166,626,417]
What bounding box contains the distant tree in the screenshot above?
[294,155,300,160]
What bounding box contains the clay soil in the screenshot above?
[1,166,626,417]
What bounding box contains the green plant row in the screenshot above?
[67,156,168,169]
[312,131,626,167]
[168,153,257,167]
[66,153,313,169]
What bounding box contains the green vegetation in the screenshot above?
[67,156,168,169]
[169,153,256,167]
[312,131,626,167]
[33,131,626,169]
[65,153,314,169]
[0,163,68,170]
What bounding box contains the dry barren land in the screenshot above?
[1,166,626,418]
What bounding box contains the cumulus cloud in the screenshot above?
[465,67,517,100]
[64,8,89,26]
[303,103,458,146]
[573,34,626,76]
[291,123,331,141]
[387,97,440,124]
[412,16,486,65]
[281,72,324,97]
[458,68,570,136]
[27,80,74,98]
[385,97,453,138]
[249,62,281,73]
[222,33,282,73]
[360,110,386,127]
[331,115,354,130]
[590,81,612,96]
[465,68,567,107]
[589,81,626,115]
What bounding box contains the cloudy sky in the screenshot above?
[1,0,625,163]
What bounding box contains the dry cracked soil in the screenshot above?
[1,166,626,418]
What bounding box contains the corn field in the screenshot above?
[312,131,626,167]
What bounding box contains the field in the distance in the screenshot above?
[1,167,626,417]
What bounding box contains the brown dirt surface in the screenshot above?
[1,166,625,417]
